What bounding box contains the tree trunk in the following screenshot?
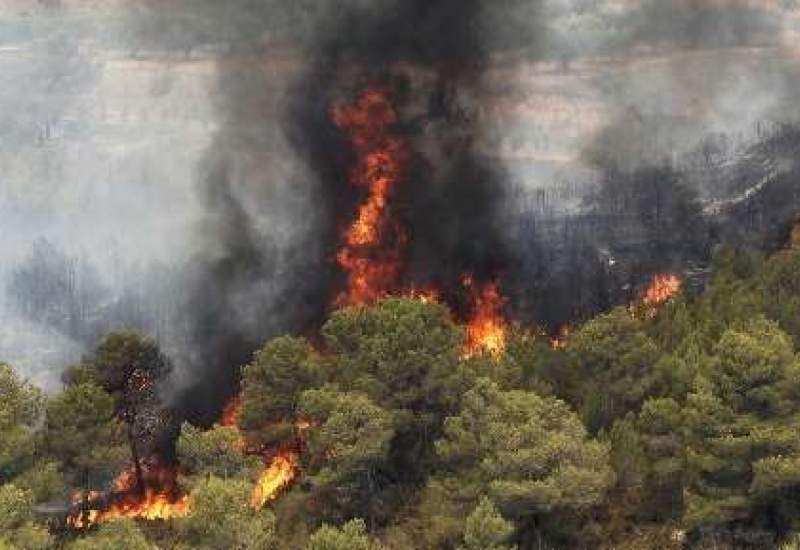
[80,467,91,528]
[127,419,145,495]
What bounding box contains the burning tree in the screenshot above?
[90,332,173,494]
[462,277,509,359]
[328,85,511,360]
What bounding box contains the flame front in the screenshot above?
[333,86,408,306]
[642,274,682,306]
[463,277,508,358]
[68,464,188,529]
[251,452,299,509]
[86,489,188,525]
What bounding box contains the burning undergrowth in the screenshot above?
[68,459,188,529]
[63,277,684,531]
[67,400,310,529]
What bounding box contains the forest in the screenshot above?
[4,232,800,550]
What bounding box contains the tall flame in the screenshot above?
[462,276,508,358]
[250,451,299,509]
[330,87,511,357]
[642,274,682,306]
[332,86,408,306]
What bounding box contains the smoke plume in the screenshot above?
[166,0,549,421]
[3,1,800,423]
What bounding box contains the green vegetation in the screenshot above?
[7,243,800,548]
[175,477,276,550]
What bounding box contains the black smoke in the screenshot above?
[6,2,800,436]
[164,0,550,424]
[116,0,800,426]
[286,0,540,315]
[512,0,800,326]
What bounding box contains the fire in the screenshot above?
[87,489,188,525]
[218,396,307,510]
[333,86,408,306]
[247,419,311,507]
[406,286,440,304]
[220,395,242,427]
[330,86,511,353]
[68,463,188,529]
[642,274,682,306]
[550,325,572,350]
[462,277,508,358]
[251,451,299,509]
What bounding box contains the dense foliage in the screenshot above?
[5,241,800,548]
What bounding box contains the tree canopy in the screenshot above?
[6,243,800,548]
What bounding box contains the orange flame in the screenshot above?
[642,274,682,306]
[80,489,188,526]
[333,86,408,306]
[462,276,508,358]
[220,395,242,427]
[219,395,307,510]
[550,325,572,350]
[406,286,440,304]
[68,463,188,529]
[251,451,299,509]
